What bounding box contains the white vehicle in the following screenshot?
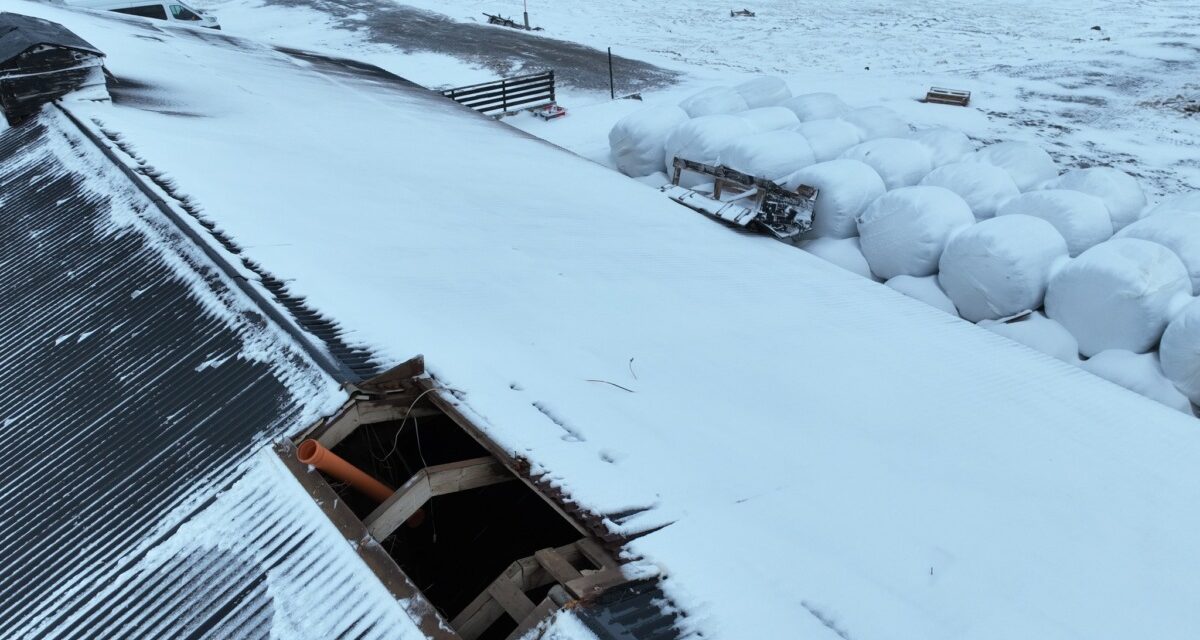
[68,0,221,29]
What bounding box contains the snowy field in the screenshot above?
[200,0,1200,197]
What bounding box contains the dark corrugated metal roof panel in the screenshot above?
[0,12,103,63]
[576,580,688,640]
[0,110,422,639]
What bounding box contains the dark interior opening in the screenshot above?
[318,413,584,638]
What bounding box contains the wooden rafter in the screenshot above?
[363,456,514,541]
[450,540,630,640]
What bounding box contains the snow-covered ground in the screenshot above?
[198,0,1200,198]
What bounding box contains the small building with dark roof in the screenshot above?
[0,12,105,124]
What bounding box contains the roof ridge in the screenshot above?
[54,103,382,382]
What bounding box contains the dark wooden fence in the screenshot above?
[441,71,555,115]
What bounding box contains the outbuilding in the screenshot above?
[0,12,104,124]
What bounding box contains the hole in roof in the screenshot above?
[283,383,636,640]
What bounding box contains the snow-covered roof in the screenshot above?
[12,2,1200,638]
[0,105,434,637]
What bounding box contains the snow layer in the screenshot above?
[919,161,1021,219]
[938,215,1068,322]
[964,141,1059,192]
[995,189,1113,257]
[857,186,975,278]
[1045,239,1193,356]
[718,130,815,180]
[793,118,863,162]
[678,85,749,117]
[782,159,885,239]
[608,105,690,178]
[1115,212,1200,295]
[797,236,876,280]
[1082,350,1194,414]
[663,115,756,173]
[39,2,1200,638]
[739,106,800,131]
[885,275,958,315]
[1160,299,1200,406]
[841,105,909,139]
[1048,167,1147,231]
[779,92,847,121]
[1150,192,1200,217]
[840,138,933,190]
[734,75,792,108]
[909,127,977,167]
[979,311,1081,363]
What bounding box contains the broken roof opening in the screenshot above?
[281,358,643,639]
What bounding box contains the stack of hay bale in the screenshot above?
[608,81,1200,415]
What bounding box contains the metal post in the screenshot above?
[607,47,615,100]
[523,0,530,29]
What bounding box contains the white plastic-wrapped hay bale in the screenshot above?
[718,130,816,181]
[799,236,877,280]
[608,105,690,178]
[782,159,886,239]
[679,86,749,117]
[1081,350,1194,413]
[793,119,863,162]
[739,107,800,131]
[937,215,1068,322]
[886,275,959,315]
[994,189,1113,257]
[918,161,1021,220]
[663,115,757,174]
[1115,213,1200,295]
[1161,299,1200,407]
[841,106,909,140]
[735,75,792,108]
[964,141,1058,192]
[909,127,977,167]
[856,186,975,279]
[1047,167,1147,231]
[1149,192,1200,217]
[979,311,1080,363]
[780,92,847,121]
[1044,238,1193,356]
[840,138,934,190]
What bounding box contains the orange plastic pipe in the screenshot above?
[297,439,394,503]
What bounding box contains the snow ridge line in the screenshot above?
[53,103,382,382]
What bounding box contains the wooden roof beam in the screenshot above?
[364,456,514,541]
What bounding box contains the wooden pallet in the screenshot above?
[451,539,629,640]
[924,87,971,106]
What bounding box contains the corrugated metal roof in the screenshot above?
[0,109,423,638]
[576,580,686,640]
